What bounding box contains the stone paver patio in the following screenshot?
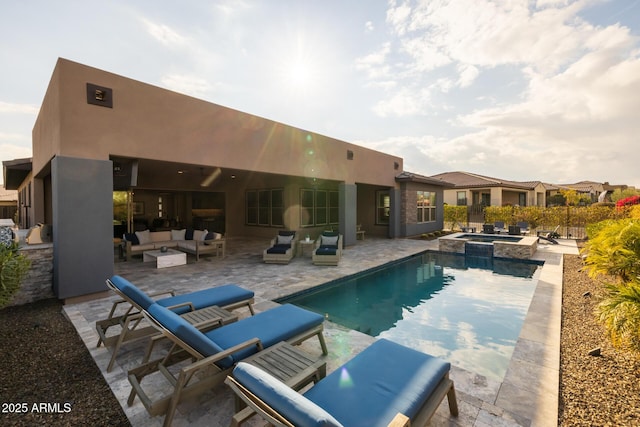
[63,236,578,426]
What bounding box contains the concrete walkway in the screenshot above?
[63,236,578,426]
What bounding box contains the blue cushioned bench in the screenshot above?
[97,275,255,372]
[227,338,458,427]
[128,302,328,427]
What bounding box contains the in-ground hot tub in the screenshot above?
[439,232,538,259]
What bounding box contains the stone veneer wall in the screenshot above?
[494,240,538,259]
[6,244,54,307]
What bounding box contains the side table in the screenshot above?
[298,239,315,257]
[229,341,326,425]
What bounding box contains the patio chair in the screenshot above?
[225,338,458,427]
[537,225,560,244]
[482,224,495,234]
[96,275,255,372]
[312,231,342,266]
[127,302,328,427]
[516,221,530,235]
[263,231,297,264]
[494,221,507,234]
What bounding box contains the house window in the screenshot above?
[417,191,436,223]
[519,193,527,207]
[246,189,284,226]
[301,189,339,227]
[377,191,390,225]
[456,191,467,206]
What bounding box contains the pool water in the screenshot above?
[279,251,542,380]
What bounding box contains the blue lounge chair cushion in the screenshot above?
[157,284,254,315]
[147,303,232,366]
[111,275,156,310]
[267,244,290,254]
[205,304,324,368]
[315,246,337,256]
[304,339,451,427]
[233,362,343,427]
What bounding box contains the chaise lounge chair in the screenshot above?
[96,275,255,372]
[537,225,560,244]
[128,302,328,427]
[312,231,342,266]
[225,338,458,427]
[263,231,297,264]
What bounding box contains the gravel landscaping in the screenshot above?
[1,252,639,426]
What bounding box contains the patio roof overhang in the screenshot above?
[2,158,32,190]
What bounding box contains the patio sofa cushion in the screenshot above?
[316,246,337,256]
[266,244,290,254]
[233,362,342,427]
[320,235,339,246]
[303,339,450,426]
[171,229,186,240]
[205,304,324,367]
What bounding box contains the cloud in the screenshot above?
[141,18,189,47]
[160,74,226,99]
[0,102,39,115]
[364,21,374,33]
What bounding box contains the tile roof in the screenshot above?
[429,171,541,190]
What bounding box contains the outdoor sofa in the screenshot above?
[123,228,224,261]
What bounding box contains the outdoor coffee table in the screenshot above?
[229,341,327,425]
[142,248,186,268]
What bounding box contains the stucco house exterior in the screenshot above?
[429,171,547,208]
[2,58,449,301]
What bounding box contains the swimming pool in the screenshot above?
[278,251,542,380]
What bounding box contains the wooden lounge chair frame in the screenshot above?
[96,278,255,372]
[127,305,327,427]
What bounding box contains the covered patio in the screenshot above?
[63,236,578,426]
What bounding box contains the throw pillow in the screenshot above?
[171,229,186,241]
[185,229,194,240]
[123,233,139,245]
[213,232,223,240]
[321,235,339,246]
[135,230,151,245]
[193,229,208,241]
[277,234,294,245]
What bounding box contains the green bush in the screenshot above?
[596,280,640,352]
[443,205,467,230]
[0,243,31,308]
[582,219,640,282]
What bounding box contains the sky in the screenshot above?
[1,0,639,187]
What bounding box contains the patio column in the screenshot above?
[51,156,113,300]
[339,183,357,246]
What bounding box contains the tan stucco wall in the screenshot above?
[33,58,401,188]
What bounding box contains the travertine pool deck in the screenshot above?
[64,236,578,427]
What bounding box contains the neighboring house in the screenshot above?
[0,185,18,220]
[429,171,547,209]
[2,58,449,301]
[559,181,627,203]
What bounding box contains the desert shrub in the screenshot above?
[0,242,31,308]
[596,280,640,352]
[443,205,467,230]
[582,219,640,282]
